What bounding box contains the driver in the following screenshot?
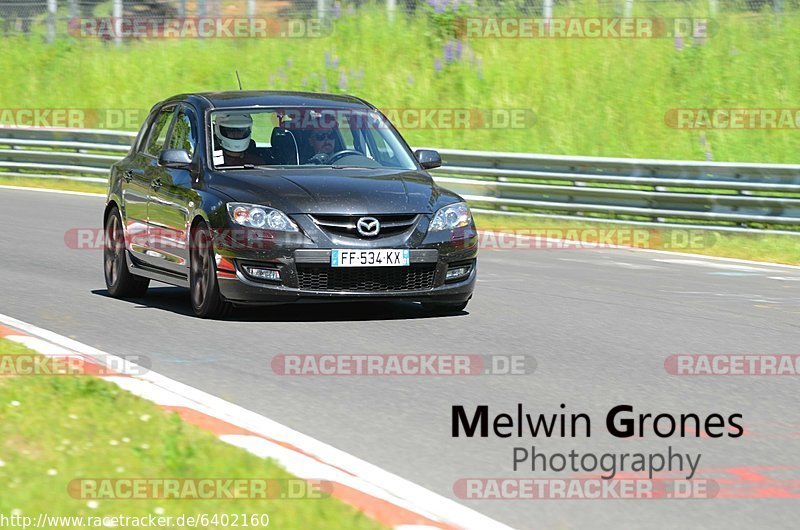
[213,113,264,166]
[306,129,337,163]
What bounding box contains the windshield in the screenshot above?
[209,108,418,171]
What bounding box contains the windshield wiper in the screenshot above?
[216,164,256,170]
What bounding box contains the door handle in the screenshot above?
[123,170,133,183]
[151,178,162,191]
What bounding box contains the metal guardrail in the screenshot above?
[1,127,799,234]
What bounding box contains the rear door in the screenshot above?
[136,105,177,268]
[118,107,174,259]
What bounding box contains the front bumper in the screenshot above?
[217,249,476,305]
[211,213,478,306]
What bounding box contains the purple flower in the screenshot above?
[452,0,460,11]
[407,75,414,86]
[324,51,331,68]
[286,58,293,68]
[674,34,683,51]
[443,41,454,63]
[456,40,463,59]
[332,1,341,19]
[434,58,442,72]
[332,56,340,69]
[338,71,348,91]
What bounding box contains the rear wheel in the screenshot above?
[189,222,231,319]
[104,207,149,298]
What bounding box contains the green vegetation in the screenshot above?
[1,4,799,162]
[0,338,384,530]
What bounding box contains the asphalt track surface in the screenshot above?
[1,187,799,529]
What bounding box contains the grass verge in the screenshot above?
[0,338,385,530]
[1,7,799,162]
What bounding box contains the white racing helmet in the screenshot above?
[214,113,253,153]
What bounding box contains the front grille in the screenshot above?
[296,263,437,292]
[310,214,419,238]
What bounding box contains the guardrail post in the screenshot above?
[318,0,327,22]
[112,0,123,46]
[46,0,57,43]
[624,0,634,18]
[543,0,553,22]
[247,0,256,17]
[387,0,396,23]
[68,0,77,18]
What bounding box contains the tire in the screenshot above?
[189,222,232,319]
[104,207,150,298]
[423,300,469,315]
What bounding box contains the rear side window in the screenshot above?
[145,107,175,156]
[169,108,196,158]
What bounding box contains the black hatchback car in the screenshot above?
[103,91,477,318]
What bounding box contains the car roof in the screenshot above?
[163,90,374,111]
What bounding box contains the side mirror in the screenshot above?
[415,149,442,170]
[158,149,192,168]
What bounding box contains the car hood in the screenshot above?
[208,168,456,215]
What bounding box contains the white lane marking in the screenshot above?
[558,257,659,270]
[0,185,105,198]
[651,259,776,272]
[502,231,800,271]
[221,435,448,523]
[0,312,512,530]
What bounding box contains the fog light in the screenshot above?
[445,265,471,281]
[242,265,280,282]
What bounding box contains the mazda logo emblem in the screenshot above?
[356,217,380,237]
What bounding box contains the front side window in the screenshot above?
[144,107,175,157]
[169,107,196,158]
[208,108,417,170]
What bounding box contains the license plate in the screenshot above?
[331,249,410,267]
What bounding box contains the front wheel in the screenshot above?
[104,207,149,298]
[189,222,232,319]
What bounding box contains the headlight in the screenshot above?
[428,202,472,232]
[226,203,299,232]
